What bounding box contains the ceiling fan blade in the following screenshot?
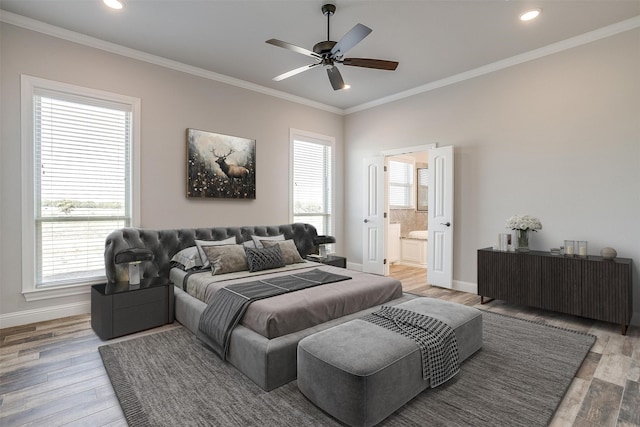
[273,63,319,82]
[266,39,321,59]
[327,66,345,91]
[331,23,372,57]
[342,58,399,71]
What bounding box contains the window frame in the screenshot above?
[289,128,335,237]
[20,75,140,301]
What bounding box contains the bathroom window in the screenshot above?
[417,168,428,211]
[388,158,414,209]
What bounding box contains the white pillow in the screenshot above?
[195,236,237,269]
[250,234,284,249]
[170,246,202,270]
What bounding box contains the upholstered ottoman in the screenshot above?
[297,298,482,427]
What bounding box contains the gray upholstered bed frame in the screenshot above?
[104,223,319,284]
[104,223,414,391]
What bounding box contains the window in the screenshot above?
[417,168,429,211]
[21,76,140,298]
[290,129,334,237]
[388,157,415,208]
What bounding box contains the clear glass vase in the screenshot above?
[516,229,530,252]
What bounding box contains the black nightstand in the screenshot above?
[91,277,174,340]
[308,254,347,268]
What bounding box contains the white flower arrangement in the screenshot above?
[505,214,542,232]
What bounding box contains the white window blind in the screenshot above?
[417,167,429,210]
[292,138,332,236]
[34,92,132,287]
[388,159,414,208]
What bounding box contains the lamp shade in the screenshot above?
[115,248,154,264]
[313,235,336,246]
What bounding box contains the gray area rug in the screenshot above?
[99,311,595,427]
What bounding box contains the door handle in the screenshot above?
[440,222,451,227]
[364,219,369,223]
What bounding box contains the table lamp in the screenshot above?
[313,235,336,259]
[115,248,154,285]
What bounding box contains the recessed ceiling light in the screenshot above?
[343,84,351,90]
[520,8,541,21]
[103,0,124,10]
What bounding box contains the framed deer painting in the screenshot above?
[186,129,256,199]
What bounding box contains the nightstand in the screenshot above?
[91,277,174,340]
[308,254,347,268]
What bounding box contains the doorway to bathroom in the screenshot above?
[386,150,429,286]
[362,144,453,288]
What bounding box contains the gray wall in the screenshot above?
[344,29,640,323]
[0,24,344,323]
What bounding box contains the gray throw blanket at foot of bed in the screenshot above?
[197,268,351,360]
[362,306,460,387]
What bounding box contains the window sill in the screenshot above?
[22,280,100,302]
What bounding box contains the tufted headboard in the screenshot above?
[104,223,318,283]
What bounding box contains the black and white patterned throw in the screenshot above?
[363,306,460,387]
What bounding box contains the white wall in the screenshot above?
[0,23,344,326]
[344,29,640,324]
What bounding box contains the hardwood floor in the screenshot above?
[391,264,640,427]
[0,317,179,426]
[0,265,638,426]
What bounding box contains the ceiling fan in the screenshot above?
[266,3,399,90]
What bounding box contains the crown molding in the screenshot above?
[0,10,344,115]
[2,10,638,117]
[345,15,640,115]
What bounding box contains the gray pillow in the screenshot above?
[195,236,237,269]
[250,234,284,249]
[245,245,286,273]
[170,246,202,270]
[202,244,248,275]
[262,239,305,264]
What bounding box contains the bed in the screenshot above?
[104,223,413,390]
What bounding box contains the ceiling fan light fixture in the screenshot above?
[266,3,398,91]
[520,8,541,21]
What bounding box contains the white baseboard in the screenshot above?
[346,261,363,271]
[0,300,91,329]
[452,280,477,294]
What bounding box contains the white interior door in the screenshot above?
[427,145,454,288]
[362,156,386,275]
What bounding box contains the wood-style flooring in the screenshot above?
[391,264,640,427]
[0,265,638,426]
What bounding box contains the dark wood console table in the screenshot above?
[477,248,632,335]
